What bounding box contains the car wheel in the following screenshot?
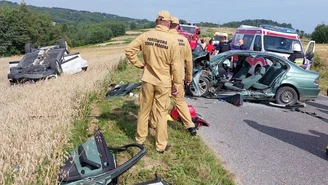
[276,86,298,105]
[58,39,69,53]
[50,59,63,74]
[25,43,32,54]
[58,39,67,48]
[188,76,210,97]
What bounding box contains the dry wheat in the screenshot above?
[0,45,126,184]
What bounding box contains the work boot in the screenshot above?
[187,127,197,136]
[157,144,171,154]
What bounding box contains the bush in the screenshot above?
[312,24,328,44]
[117,57,128,71]
[312,53,324,69]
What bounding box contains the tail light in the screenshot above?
[314,77,319,86]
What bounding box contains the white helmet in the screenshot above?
[292,43,301,52]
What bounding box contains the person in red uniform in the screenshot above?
[205,39,214,54]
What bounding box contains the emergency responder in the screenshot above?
[215,35,231,78]
[288,43,304,65]
[216,35,231,53]
[213,34,231,55]
[150,16,197,136]
[238,39,247,50]
[125,10,181,153]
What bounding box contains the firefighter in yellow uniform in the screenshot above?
[150,17,197,136]
[125,10,181,153]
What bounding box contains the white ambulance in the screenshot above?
[231,24,315,73]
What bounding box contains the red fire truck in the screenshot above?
[178,24,201,50]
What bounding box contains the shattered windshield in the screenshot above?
[179,26,196,34]
[264,35,302,54]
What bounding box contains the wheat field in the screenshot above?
[0,45,126,184]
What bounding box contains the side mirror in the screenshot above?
[228,38,233,44]
[197,30,201,35]
[253,44,261,51]
[306,52,314,60]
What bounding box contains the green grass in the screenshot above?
[123,38,135,44]
[67,59,236,185]
[311,53,328,94]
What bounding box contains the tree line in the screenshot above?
[0,3,130,56]
[0,4,62,56]
[312,24,328,43]
[1,2,328,56]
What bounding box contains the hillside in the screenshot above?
[0,1,151,25]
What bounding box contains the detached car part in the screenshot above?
[58,129,146,185]
[170,104,210,128]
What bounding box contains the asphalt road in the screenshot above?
[186,95,328,185]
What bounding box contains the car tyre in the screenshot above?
[25,43,33,54]
[276,86,298,105]
[58,38,69,54]
[188,75,210,97]
[58,39,66,48]
[50,59,63,74]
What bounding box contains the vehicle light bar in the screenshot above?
[260,24,297,34]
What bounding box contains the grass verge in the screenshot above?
[67,58,236,185]
[311,52,328,95]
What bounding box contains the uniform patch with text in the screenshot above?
[178,39,185,46]
[145,37,168,49]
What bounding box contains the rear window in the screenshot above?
[264,35,302,54]
[179,26,196,34]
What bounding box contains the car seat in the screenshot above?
[251,62,286,90]
[231,57,251,80]
[224,66,266,90]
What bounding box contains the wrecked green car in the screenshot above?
[188,50,320,106]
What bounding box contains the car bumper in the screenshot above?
[298,87,321,101]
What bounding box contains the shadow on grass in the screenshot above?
[99,100,139,141]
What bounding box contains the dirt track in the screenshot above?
[0,45,126,184]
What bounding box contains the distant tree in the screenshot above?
[221,19,294,29]
[196,22,219,27]
[311,24,328,43]
[0,3,64,55]
[85,25,109,44]
[179,19,188,24]
[101,21,125,37]
[130,22,137,30]
[61,24,68,33]
[300,30,305,39]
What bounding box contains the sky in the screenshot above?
[7,0,327,33]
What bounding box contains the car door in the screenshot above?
[303,41,315,69]
[252,35,262,51]
[304,40,315,59]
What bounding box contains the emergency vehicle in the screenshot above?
[178,24,201,50]
[231,24,315,73]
